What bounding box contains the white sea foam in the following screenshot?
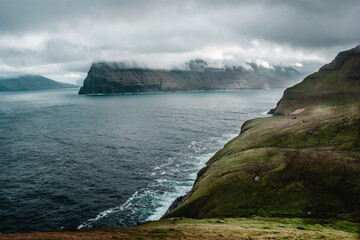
[156,178,167,183]
[78,191,140,229]
[144,134,237,221]
[261,110,273,117]
[78,132,239,229]
[146,184,190,221]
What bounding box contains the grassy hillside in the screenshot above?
[166,105,360,220]
[274,46,360,115]
[165,46,360,221]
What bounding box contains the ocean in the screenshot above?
[0,88,284,234]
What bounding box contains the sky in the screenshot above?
[0,0,359,84]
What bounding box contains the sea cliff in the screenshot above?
[78,60,301,94]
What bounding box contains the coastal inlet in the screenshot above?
[0,88,284,234]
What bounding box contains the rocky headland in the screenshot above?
[78,59,301,94]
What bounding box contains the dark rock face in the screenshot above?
[267,99,282,115]
[320,45,360,71]
[78,61,301,95]
[166,194,188,213]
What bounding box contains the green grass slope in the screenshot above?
[165,46,360,222]
[274,45,360,115]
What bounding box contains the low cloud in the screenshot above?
[292,63,303,67]
[255,60,274,70]
[0,0,358,83]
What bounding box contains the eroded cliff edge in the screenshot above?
[165,45,360,221]
[78,60,301,94]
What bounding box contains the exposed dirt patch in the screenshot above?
[290,108,306,115]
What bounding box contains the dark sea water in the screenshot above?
[0,88,284,234]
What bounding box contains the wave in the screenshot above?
[77,133,237,229]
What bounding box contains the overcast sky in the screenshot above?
[0,0,359,83]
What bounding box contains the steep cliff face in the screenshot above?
[273,45,360,115]
[165,46,360,221]
[78,61,301,94]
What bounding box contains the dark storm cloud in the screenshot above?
[0,0,359,83]
[230,0,360,47]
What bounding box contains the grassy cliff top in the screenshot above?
[166,104,360,220]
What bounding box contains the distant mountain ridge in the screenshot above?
[0,75,76,91]
[78,60,301,95]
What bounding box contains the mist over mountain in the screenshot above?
[79,59,301,95]
[0,0,358,83]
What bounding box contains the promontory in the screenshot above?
[78,59,300,94]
